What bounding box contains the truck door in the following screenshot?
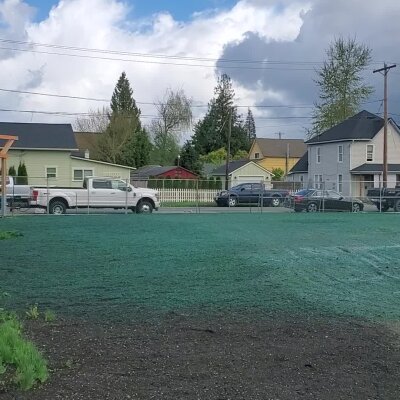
[90,179,113,207]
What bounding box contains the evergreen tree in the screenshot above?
[17,162,28,185]
[8,166,16,177]
[179,140,203,174]
[97,72,151,167]
[310,37,373,137]
[193,74,250,157]
[244,108,256,142]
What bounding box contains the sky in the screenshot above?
[0,0,399,140]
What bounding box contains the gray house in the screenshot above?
[304,110,400,197]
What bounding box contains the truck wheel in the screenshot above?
[394,198,400,212]
[49,200,67,215]
[136,200,153,214]
[377,203,389,212]
[271,197,281,207]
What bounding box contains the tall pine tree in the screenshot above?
[244,108,256,142]
[98,72,151,167]
[193,74,250,157]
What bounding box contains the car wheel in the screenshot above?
[394,198,400,212]
[49,200,67,215]
[136,200,153,214]
[307,202,318,212]
[271,197,281,207]
[228,196,237,207]
[351,203,361,213]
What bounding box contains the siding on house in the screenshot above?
[308,141,352,194]
[256,157,301,174]
[8,150,131,187]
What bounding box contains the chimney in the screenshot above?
[84,149,90,159]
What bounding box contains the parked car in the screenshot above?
[214,183,289,207]
[367,186,400,212]
[30,177,160,214]
[285,189,364,212]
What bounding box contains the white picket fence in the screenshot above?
[157,188,219,203]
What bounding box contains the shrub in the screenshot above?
[0,319,48,390]
[0,231,23,240]
[25,305,39,320]
[44,310,56,323]
[16,162,28,185]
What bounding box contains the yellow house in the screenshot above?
[1,122,134,187]
[248,138,307,174]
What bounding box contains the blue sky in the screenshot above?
[28,0,238,22]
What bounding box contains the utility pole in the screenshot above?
[274,132,285,140]
[224,108,232,190]
[373,63,396,188]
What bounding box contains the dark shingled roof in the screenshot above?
[306,110,384,144]
[254,138,306,158]
[211,160,250,175]
[0,122,77,150]
[351,163,400,173]
[289,151,308,174]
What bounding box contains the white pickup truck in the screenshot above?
[30,177,160,214]
[0,176,31,207]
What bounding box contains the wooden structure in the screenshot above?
[0,135,18,217]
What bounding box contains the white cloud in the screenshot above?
[0,0,311,133]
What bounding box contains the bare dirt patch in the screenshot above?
[2,314,399,400]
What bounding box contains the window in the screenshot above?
[366,144,374,162]
[111,179,129,191]
[92,179,111,189]
[254,152,260,159]
[316,147,321,163]
[338,145,343,162]
[314,174,323,189]
[337,174,343,194]
[73,169,94,181]
[46,167,57,178]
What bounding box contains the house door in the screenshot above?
[361,174,374,197]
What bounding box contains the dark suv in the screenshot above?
[214,183,289,207]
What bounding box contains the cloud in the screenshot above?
[218,0,400,137]
[0,0,398,140]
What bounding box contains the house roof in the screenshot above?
[70,155,135,169]
[0,122,78,150]
[350,163,400,174]
[253,138,307,158]
[306,110,384,144]
[132,165,198,178]
[288,151,308,174]
[211,160,249,175]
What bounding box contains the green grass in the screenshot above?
[0,316,48,390]
[0,231,23,240]
[1,213,400,321]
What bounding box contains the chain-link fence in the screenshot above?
[1,175,399,216]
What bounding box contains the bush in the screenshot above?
[25,305,39,320]
[0,318,48,390]
[16,162,28,185]
[44,310,56,323]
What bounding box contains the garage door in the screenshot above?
[235,176,265,185]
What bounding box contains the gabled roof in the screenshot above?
[211,160,249,175]
[252,138,306,158]
[70,155,135,169]
[288,151,308,174]
[132,165,198,178]
[306,110,384,144]
[350,163,400,174]
[0,122,77,150]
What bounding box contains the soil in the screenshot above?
[2,313,399,400]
